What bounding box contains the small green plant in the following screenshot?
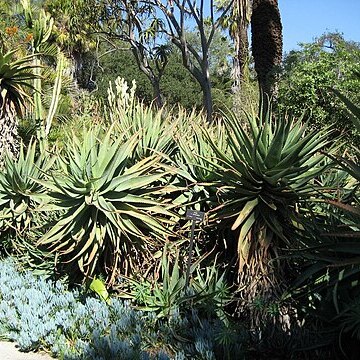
[119,244,232,321]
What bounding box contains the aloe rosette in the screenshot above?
[36,127,177,284]
[106,77,178,162]
[0,49,40,163]
[0,140,53,236]
[289,91,360,330]
[203,105,334,309]
[173,117,228,215]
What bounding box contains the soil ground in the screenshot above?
[0,341,54,360]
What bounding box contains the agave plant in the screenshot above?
[0,49,38,164]
[203,104,334,311]
[36,126,178,284]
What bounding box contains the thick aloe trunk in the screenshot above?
[251,0,283,100]
[0,103,19,166]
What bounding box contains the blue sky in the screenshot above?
[278,0,360,53]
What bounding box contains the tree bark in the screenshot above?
[251,0,283,100]
[233,24,249,91]
[150,77,164,109]
[201,76,213,123]
[0,104,19,166]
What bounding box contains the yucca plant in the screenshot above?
[203,103,334,314]
[0,49,38,164]
[36,126,178,284]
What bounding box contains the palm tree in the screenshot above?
[0,50,37,164]
[251,0,282,100]
[218,0,252,91]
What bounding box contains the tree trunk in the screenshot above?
[251,0,283,100]
[193,60,213,122]
[233,25,249,91]
[0,103,19,166]
[150,78,164,109]
[183,60,214,122]
[202,77,213,123]
[230,0,251,92]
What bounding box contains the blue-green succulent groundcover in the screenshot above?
[0,258,235,360]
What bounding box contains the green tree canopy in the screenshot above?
[278,32,360,143]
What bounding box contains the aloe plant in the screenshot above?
[297,92,360,274]
[332,87,360,134]
[0,140,53,237]
[106,77,178,162]
[118,243,232,320]
[36,126,178,284]
[0,49,39,164]
[176,115,227,183]
[0,140,56,273]
[288,91,360,347]
[172,113,227,215]
[203,103,334,313]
